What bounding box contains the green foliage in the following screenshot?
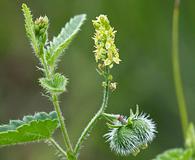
[185,123,195,150]
[22,3,38,54]
[2,1,191,160]
[39,73,68,95]
[153,124,195,160]
[22,4,86,159]
[46,14,86,69]
[0,111,59,147]
[5,2,159,160]
[22,3,86,72]
[153,148,193,160]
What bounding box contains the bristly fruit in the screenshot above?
[104,107,156,156]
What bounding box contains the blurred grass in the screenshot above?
[0,0,195,159]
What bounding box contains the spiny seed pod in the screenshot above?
[104,107,156,156]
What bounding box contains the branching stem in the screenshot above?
[40,54,74,157]
[172,0,189,139]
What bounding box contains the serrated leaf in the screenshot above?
[46,14,86,68]
[22,3,38,54]
[39,73,68,94]
[0,111,59,147]
[153,148,193,160]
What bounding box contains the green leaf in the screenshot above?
[39,73,68,94]
[153,148,193,160]
[0,111,59,147]
[186,123,195,150]
[46,14,86,68]
[22,3,38,54]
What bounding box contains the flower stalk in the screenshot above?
[74,15,121,156]
[74,75,110,155]
[172,0,189,139]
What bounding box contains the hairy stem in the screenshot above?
[40,52,74,157]
[39,52,50,78]
[49,138,67,157]
[172,0,189,138]
[52,94,73,153]
[74,77,110,155]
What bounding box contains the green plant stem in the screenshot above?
[40,53,51,78]
[49,138,67,157]
[52,94,73,153]
[40,52,74,156]
[172,0,189,138]
[74,77,110,155]
[102,113,119,122]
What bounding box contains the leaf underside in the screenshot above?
[153,148,193,160]
[0,111,59,147]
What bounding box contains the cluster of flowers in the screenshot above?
[93,15,121,91]
[93,15,121,68]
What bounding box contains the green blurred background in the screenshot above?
[0,0,195,159]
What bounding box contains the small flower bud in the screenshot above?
[109,82,117,91]
[34,16,49,36]
[107,75,113,81]
[102,81,107,88]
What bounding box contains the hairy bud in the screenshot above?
[34,16,49,35]
[34,16,49,46]
[104,107,156,156]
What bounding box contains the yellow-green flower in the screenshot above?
[93,15,121,69]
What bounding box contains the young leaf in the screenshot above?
[0,111,59,147]
[46,14,86,68]
[22,3,38,54]
[39,73,68,95]
[185,123,195,149]
[153,148,193,160]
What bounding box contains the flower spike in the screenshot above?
[93,15,121,69]
[93,15,121,91]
